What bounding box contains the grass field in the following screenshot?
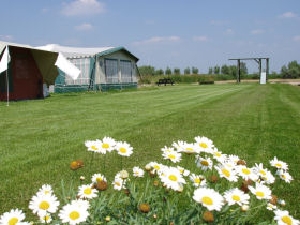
[0,84,299,221]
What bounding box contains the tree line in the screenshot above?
[138,60,300,78]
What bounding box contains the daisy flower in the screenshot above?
[227,154,240,165]
[29,192,60,215]
[248,183,272,200]
[177,166,190,176]
[273,209,300,225]
[91,173,107,183]
[173,140,199,154]
[133,166,145,177]
[236,165,258,181]
[0,208,27,225]
[100,136,116,152]
[39,212,52,224]
[214,164,238,182]
[270,156,288,170]
[253,163,275,184]
[193,188,224,211]
[112,176,125,191]
[148,161,165,175]
[224,188,250,206]
[78,184,98,199]
[115,141,133,156]
[85,139,102,153]
[37,184,53,196]
[59,200,89,225]
[211,148,227,163]
[159,166,186,191]
[194,136,214,153]
[195,156,213,170]
[162,148,182,163]
[189,174,207,187]
[276,169,293,183]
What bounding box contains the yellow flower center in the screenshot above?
[39,200,50,210]
[43,214,51,222]
[153,165,160,170]
[232,195,241,201]
[96,177,103,182]
[185,147,194,152]
[222,168,230,177]
[202,196,213,205]
[168,154,176,160]
[168,174,178,181]
[119,147,127,153]
[194,178,200,184]
[281,215,292,225]
[256,191,265,198]
[199,142,208,148]
[8,218,18,225]
[102,143,109,149]
[91,145,98,151]
[69,211,80,221]
[200,160,209,166]
[275,163,282,168]
[242,168,251,175]
[214,152,221,157]
[259,169,266,176]
[84,188,92,195]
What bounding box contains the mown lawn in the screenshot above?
[0,84,299,220]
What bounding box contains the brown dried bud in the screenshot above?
[70,160,84,170]
[203,211,214,223]
[139,203,150,213]
[95,180,108,191]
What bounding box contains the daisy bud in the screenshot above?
[241,205,250,212]
[237,159,246,166]
[269,195,278,205]
[105,215,111,222]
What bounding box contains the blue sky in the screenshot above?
[0,0,299,73]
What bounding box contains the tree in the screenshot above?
[165,66,171,75]
[192,66,199,74]
[281,60,300,78]
[138,65,155,76]
[184,67,191,75]
[174,68,181,75]
[221,64,229,75]
[213,65,220,74]
[155,69,164,75]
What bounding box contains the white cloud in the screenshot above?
[193,35,208,42]
[279,12,298,18]
[61,0,105,16]
[133,36,180,45]
[251,29,265,35]
[293,35,300,42]
[224,29,234,35]
[75,23,93,31]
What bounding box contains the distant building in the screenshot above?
[39,44,139,93]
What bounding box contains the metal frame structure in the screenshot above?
[229,57,269,83]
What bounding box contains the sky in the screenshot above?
[0,0,299,74]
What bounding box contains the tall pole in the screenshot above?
[6,68,9,106]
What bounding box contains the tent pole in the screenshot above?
[6,69,9,106]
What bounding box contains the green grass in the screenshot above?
[0,84,299,220]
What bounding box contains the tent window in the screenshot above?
[120,60,132,82]
[65,58,90,85]
[105,59,118,83]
